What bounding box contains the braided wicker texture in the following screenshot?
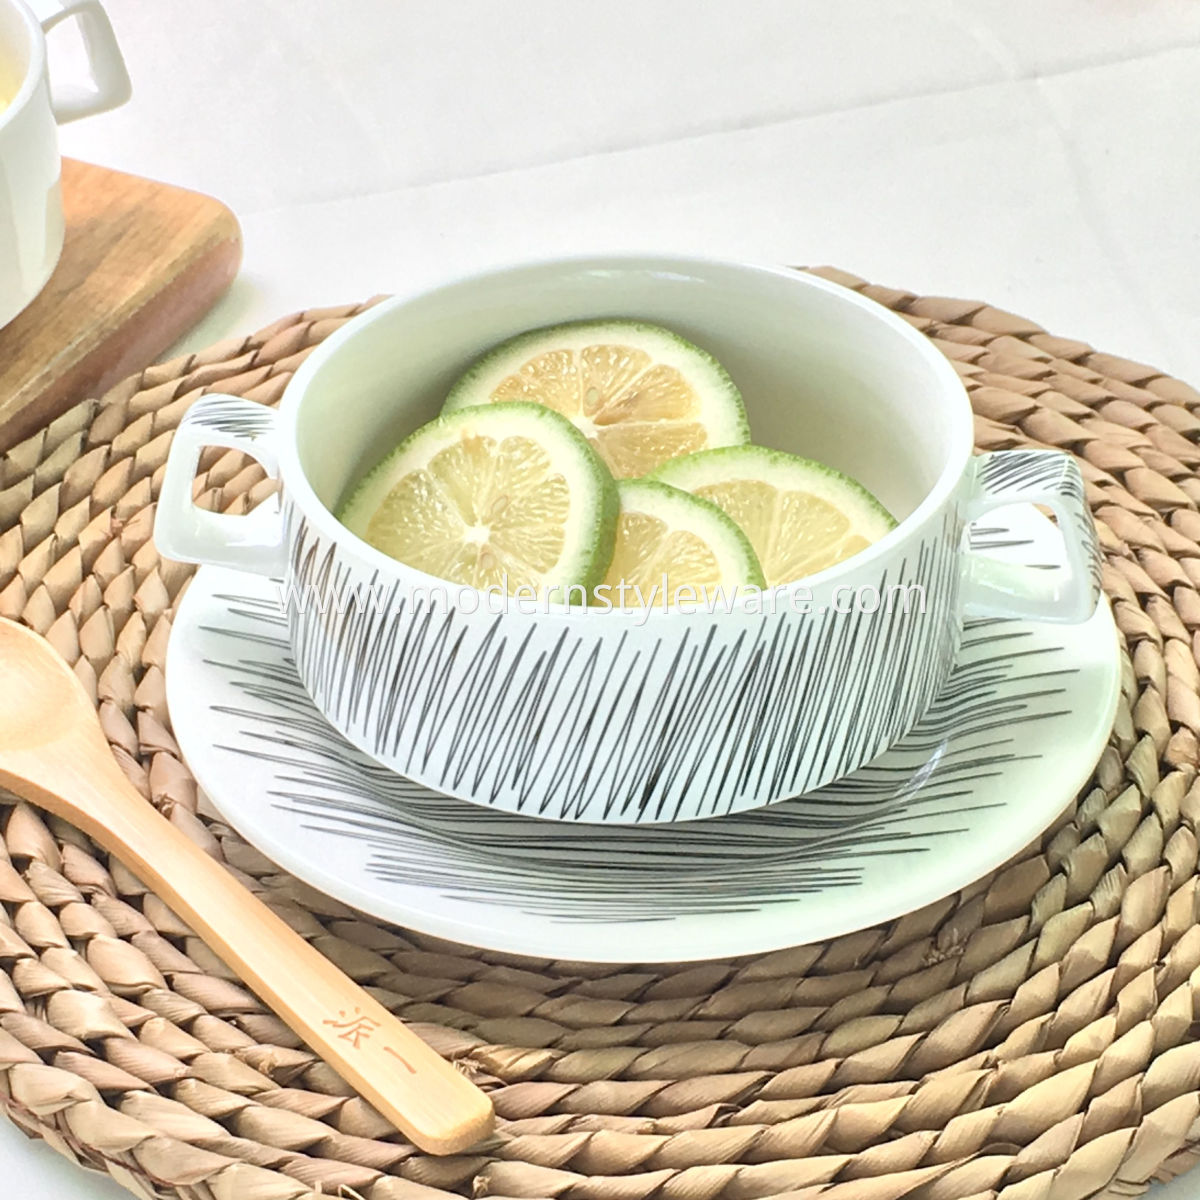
[1,269,1199,1200]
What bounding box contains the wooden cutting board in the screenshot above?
[0,159,241,451]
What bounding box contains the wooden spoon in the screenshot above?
[0,617,494,1155]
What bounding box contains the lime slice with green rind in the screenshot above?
[338,402,618,598]
[651,445,895,585]
[600,479,766,606]
[443,320,749,479]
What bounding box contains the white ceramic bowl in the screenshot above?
[155,255,1101,824]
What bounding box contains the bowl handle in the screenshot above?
[154,396,288,578]
[960,449,1102,623]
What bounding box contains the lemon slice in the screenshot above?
[337,402,618,598]
[442,320,749,478]
[600,480,766,607]
[651,446,896,585]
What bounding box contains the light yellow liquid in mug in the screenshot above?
[0,29,21,117]
[0,65,15,115]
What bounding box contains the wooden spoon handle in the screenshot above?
[42,771,494,1154]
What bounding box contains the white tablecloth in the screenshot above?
[13,1,1200,1194]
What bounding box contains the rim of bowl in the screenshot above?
[0,1,47,135]
[278,252,974,612]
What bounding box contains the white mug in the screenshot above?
[0,0,129,328]
[155,256,1103,824]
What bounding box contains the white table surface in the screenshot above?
[13,0,1199,1195]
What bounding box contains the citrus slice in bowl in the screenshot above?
[442,320,750,478]
[600,479,765,607]
[651,446,896,586]
[337,402,618,598]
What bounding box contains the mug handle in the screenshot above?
[154,396,289,578]
[960,449,1102,623]
[26,0,131,123]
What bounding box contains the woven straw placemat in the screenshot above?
[1,269,1199,1200]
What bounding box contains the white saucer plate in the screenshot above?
[166,507,1121,962]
